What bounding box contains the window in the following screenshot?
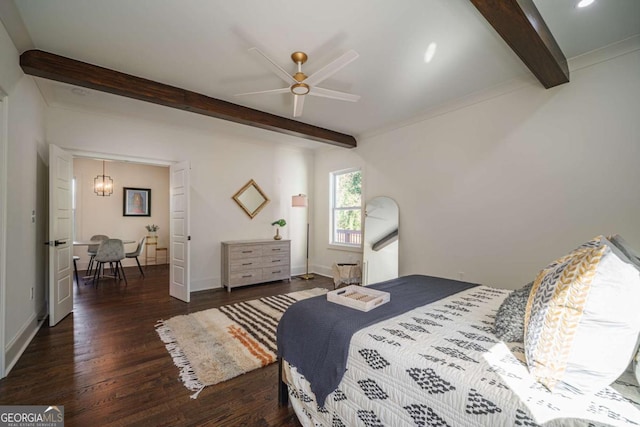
[330,168,362,246]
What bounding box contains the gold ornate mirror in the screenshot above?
[232,179,270,219]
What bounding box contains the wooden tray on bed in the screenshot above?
[327,285,390,312]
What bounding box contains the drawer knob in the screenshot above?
[272,259,280,263]
[242,274,253,278]
[242,263,252,266]
[272,248,281,251]
[242,250,253,254]
[272,270,281,274]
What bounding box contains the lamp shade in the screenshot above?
[292,194,308,208]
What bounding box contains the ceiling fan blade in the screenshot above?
[235,87,290,96]
[303,50,359,87]
[293,95,305,118]
[309,87,360,102]
[248,47,297,85]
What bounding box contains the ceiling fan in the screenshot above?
[236,47,360,118]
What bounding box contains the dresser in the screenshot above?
[221,239,291,292]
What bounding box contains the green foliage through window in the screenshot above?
[331,169,362,245]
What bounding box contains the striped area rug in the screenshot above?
[155,287,327,398]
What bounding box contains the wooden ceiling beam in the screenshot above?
[469,0,569,88]
[19,49,357,148]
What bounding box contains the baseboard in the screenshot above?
[190,276,221,292]
[291,264,332,278]
[290,265,331,280]
[312,264,334,278]
[4,305,46,376]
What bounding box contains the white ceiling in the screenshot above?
[5,0,640,140]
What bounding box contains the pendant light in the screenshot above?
[94,160,113,196]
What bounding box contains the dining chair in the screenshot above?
[73,255,80,287]
[86,234,109,275]
[126,236,146,278]
[91,239,127,286]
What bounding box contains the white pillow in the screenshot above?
[525,236,640,394]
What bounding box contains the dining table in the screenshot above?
[73,239,136,246]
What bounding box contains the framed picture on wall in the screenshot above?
[123,187,151,216]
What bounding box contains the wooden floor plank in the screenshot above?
[0,265,333,426]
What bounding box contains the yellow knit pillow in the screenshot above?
[525,238,640,394]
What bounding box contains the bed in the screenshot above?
[277,271,640,427]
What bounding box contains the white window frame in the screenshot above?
[329,168,362,248]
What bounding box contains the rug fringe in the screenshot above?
[154,289,326,399]
[190,386,205,399]
[155,320,206,397]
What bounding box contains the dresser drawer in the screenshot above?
[262,266,290,282]
[228,268,263,286]
[260,254,289,267]
[228,245,263,259]
[262,243,289,255]
[229,256,262,271]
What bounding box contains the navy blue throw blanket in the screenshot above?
[277,274,477,406]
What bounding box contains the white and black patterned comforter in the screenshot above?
[284,286,640,427]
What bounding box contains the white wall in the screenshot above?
[72,158,170,269]
[46,105,315,291]
[0,19,48,373]
[315,43,640,290]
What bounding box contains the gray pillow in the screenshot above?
[493,282,533,342]
[608,234,640,271]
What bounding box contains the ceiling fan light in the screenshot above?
[242,48,359,117]
[291,83,310,95]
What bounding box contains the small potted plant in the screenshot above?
[145,224,159,236]
[271,219,286,240]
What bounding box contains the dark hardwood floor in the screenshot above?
[0,265,334,426]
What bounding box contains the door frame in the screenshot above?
[0,93,7,378]
[65,149,187,298]
[67,149,174,167]
[0,141,191,375]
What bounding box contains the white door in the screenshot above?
[48,145,73,326]
[169,160,190,302]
